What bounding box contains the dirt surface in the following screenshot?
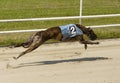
[0,39,120,83]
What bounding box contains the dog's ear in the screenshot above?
[87,27,92,31]
[87,27,91,29]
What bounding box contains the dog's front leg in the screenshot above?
[76,36,99,49]
[80,40,99,50]
[80,40,99,45]
[79,37,99,49]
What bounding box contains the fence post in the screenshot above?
[79,0,83,24]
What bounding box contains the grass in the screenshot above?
[0,0,120,46]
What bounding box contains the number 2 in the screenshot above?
[69,26,76,35]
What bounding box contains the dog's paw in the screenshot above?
[84,44,87,50]
[95,42,100,44]
[13,57,17,60]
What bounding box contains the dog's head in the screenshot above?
[86,27,97,41]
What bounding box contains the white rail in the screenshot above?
[88,24,120,28]
[0,14,120,23]
[0,29,46,34]
[0,24,119,34]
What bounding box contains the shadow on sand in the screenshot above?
[10,57,110,69]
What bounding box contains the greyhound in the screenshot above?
[12,24,99,59]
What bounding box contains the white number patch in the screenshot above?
[69,26,76,35]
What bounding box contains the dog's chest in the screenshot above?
[59,24,83,40]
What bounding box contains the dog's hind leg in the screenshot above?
[12,34,35,48]
[13,34,45,60]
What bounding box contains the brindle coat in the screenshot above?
[13,24,99,59]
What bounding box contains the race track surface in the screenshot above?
[0,39,120,83]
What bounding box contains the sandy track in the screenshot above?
[0,39,120,83]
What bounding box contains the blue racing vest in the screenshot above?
[59,24,83,40]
